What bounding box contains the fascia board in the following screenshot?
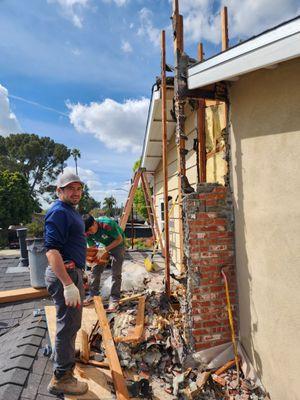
[141,89,160,168]
[188,18,300,89]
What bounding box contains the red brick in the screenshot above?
[212,187,226,193]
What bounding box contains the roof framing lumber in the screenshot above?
[161,30,171,297]
[93,296,130,400]
[0,287,49,304]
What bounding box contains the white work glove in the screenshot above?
[63,283,81,307]
[96,249,109,264]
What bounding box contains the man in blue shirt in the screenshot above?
[44,171,88,396]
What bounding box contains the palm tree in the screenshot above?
[71,148,81,175]
[103,196,117,217]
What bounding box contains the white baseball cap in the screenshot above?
[56,171,84,188]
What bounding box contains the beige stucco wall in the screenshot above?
[229,58,300,400]
[153,102,226,270]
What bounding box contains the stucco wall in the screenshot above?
[229,58,300,400]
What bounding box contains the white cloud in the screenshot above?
[121,40,133,53]
[48,0,90,28]
[223,0,300,40]
[138,8,161,47]
[0,84,21,136]
[102,0,129,5]
[67,97,149,153]
[178,0,300,45]
[71,47,81,56]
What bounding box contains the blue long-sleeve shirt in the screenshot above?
[44,200,86,269]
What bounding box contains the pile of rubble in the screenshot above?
[87,290,267,400]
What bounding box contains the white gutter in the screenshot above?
[188,17,300,89]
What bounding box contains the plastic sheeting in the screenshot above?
[192,341,264,391]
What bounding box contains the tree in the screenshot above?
[132,159,148,220]
[78,186,100,215]
[71,148,81,175]
[0,170,36,229]
[103,196,117,217]
[0,134,70,198]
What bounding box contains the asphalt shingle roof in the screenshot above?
[0,253,61,400]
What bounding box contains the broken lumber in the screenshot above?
[0,287,49,304]
[118,293,144,304]
[114,296,146,344]
[212,374,226,386]
[80,329,90,364]
[214,357,241,376]
[93,296,130,400]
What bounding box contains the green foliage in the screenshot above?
[133,187,148,220]
[26,220,44,238]
[89,207,104,218]
[133,159,141,172]
[78,186,100,215]
[0,133,70,198]
[103,196,117,217]
[71,148,81,175]
[0,170,35,229]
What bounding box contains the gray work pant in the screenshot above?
[89,244,125,301]
[45,266,84,378]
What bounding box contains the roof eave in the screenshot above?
[188,16,300,90]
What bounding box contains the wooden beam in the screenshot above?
[119,168,142,230]
[80,329,90,364]
[197,42,203,62]
[0,287,49,304]
[197,42,206,184]
[172,0,186,274]
[161,29,171,298]
[221,6,229,51]
[214,357,240,376]
[93,296,129,400]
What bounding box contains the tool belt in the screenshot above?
[64,260,76,270]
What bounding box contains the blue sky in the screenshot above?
[0,0,299,206]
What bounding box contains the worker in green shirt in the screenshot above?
[83,214,125,311]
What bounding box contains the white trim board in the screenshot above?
[188,17,300,89]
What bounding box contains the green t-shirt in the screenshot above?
[86,217,125,247]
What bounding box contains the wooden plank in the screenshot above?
[114,296,146,344]
[161,30,171,297]
[76,359,110,369]
[221,6,229,51]
[215,357,240,376]
[212,374,226,386]
[119,169,142,230]
[134,295,146,339]
[0,287,49,304]
[118,293,143,304]
[45,305,98,349]
[44,305,115,400]
[93,296,130,400]
[80,329,90,364]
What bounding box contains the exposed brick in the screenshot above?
[183,184,238,352]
